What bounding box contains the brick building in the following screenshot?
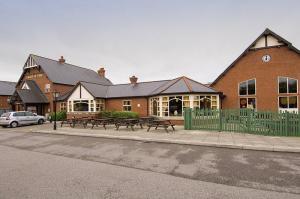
[0,81,16,113]
[10,54,112,116]
[65,76,221,124]
[211,28,300,112]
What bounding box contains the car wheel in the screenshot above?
[10,121,18,128]
[38,119,44,125]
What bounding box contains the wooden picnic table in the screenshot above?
[139,117,155,128]
[147,119,175,133]
[115,118,140,131]
[91,118,114,129]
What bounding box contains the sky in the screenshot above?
[0,0,300,84]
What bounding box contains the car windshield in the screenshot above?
[1,113,10,117]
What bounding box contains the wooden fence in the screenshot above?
[184,108,300,136]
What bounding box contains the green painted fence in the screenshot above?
[184,108,300,136]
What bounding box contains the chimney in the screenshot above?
[130,75,138,85]
[98,67,105,78]
[58,56,65,63]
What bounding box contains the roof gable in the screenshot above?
[16,80,48,103]
[29,54,112,86]
[211,28,300,86]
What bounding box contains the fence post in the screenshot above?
[184,108,192,130]
[219,109,222,132]
[285,111,289,136]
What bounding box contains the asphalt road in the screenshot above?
[0,129,299,198]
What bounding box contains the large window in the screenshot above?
[278,77,298,94]
[239,79,256,95]
[193,95,218,110]
[169,96,183,116]
[73,100,89,112]
[279,96,297,109]
[123,100,132,111]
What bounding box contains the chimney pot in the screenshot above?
[130,75,138,85]
[59,56,65,63]
[98,67,106,78]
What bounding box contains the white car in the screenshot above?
[0,111,46,128]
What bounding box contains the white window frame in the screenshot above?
[122,100,132,112]
[45,84,51,93]
[278,96,298,112]
[238,78,256,96]
[239,97,257,109]
[278,76,298,94]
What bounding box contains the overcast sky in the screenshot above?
[0,0,299,84]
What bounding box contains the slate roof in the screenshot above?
[211,28,300,86]
[29,54,112,86]
[0,81,16,96]
[72,76,219,99]
[16,80,48,103]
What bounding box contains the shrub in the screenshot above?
[49,111,67,121]
[98,111,139,118]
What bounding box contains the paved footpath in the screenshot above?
[26,123,300,153]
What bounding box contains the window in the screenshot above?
[278,77,297,94]
[150,97,159,116]
[279,96,297,109]
[239,79,256,95]
[60,102,67,111]
[240,97,256,109]
[73,100,89,112]
[162,97,169,116]
[90,100,94,112]
[68,101,73,112]
[169,96,182,116]
[193,95,218,110]
[95,99,105,112]
[123,100,132,111]
[45,84,51,93]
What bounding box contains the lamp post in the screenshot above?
[52,91,59,130]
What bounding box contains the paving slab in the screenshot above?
[15,123,300,153]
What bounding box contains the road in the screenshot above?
[0,129,299,198]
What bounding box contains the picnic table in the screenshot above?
[91,118,114,129]
[61,117,92,128]
[147,119,175,133]
[115,118,140,131]
[139,117,155,128]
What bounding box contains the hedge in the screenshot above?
[98,111,139,118]
[49,111,67,121]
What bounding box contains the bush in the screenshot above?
[98,111,139,119]
[49,111,67,121]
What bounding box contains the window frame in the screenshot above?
[239,97,257,109]
[238,78,256,96]
[278,76,298,94]
[73,100,89,112]
[122,100,132,112]
[278,96,298,110]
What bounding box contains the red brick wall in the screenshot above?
[105,98,148,117]
[0,96,11,109]
[18,67,72,113]
[212,46,300,111]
